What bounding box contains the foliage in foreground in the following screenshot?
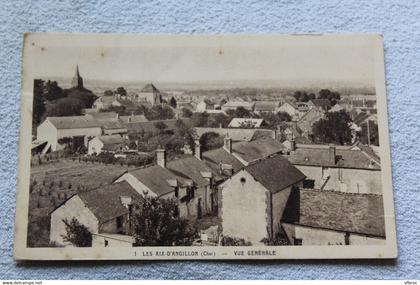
[132,196,197,246]
[61,217,92,247]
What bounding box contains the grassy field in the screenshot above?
[28,159,135,247]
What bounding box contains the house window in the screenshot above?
[104,240,109,247]
[116,216,124,230]
[293,238,302,246]
[240,177,246,185]
[303,179,315,189]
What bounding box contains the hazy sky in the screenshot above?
[23,34,379,87]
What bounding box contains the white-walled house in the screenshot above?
[37,116,102,151]
[281,188,386,245]
[87,135,125,155]
[285,144,382,194]
[219,155,305,245]
[114,148,221,219]
[278,101,299,118]
[196,99,215,112]
[50,181,142,247]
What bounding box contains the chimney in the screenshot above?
[224,136,232,153]
[194,140,202,160]
[329,145,336,165]
[156,148,166,168]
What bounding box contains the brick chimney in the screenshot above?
[329,145,336,165]
[194,140,202,160]
[224,136,232,154]
[156,148,166,168]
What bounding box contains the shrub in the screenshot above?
[220,236,252,246]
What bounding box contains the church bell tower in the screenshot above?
[71,65,84,89]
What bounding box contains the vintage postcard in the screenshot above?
[15,33,397,260]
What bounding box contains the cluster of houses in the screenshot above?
[38,67,385,248]
[49,132,384,247]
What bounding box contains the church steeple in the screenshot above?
[71,64,84,89]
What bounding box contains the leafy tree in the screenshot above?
[233,106,252,118]
[191,112,209,127]
[220,236,251,246]
[104,90,114,96]
[259,111,291,129]
[359,120,379,146]
[308,93,316,100]
[300,92,310,102]
[277,111,292,122]
[312,110,353,145]
[61,217,92,247]
[33,79,46,129]
[43,80,65,101]
[199,132,224,151]
[181,108,193,118]
[318,89,341,106]
[208,113,230,128]
[115,87,127,97]
[144,105,175,120]
[154,121,168,133]
[169,97,177,108]
[131,196,196,246]
[45,97,83,117]
[293,91,302,102]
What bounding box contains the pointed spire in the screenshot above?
[71,64,83,89]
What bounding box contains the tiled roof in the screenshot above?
[202,148,245,179]
[281,188,385,237]
[115,99,138,109]
[232,136,285,163]
[309,99,331,108]
[228,118,265,128]
[141,83,159,93]
[285,146,381,170]
[246,155,305,193]
[97,135,125,145]
[86,112,118,120]
[78,181,143,223]
[222,101,255,108]
[127,165,181,196]
[100,119,126,130]
[124,118,191,133]
[47,116,102,130]
[119,115,148,124]
[167,154,222,187]
[254,101,279,112]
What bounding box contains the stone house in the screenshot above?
[281,188,386,245]
[219,155,305,244]
[50,181,142,247]
[36,116,102,152]
[285,144,382,194]
[87,135,126,155]
[114,147,219,219]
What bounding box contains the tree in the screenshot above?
[233,106,252,118]
[61,217,92,247]
[104,90,114,96]
[312,110,353,145]
[318,89,341,105]
[169,97,177,109]
[300,92,310,102]
[199,132,224,151]
[33,79,46,129]
[43,80,65,101]
[154,121,168,133]
[277,111,291,122]
[293,91,302,102]
[45,97,83,117]
[208,113,230,128]
[116,87,127,97]
[259,111,291,129]
[191,112,209,127]
[131,196,196,246]
[181,108,193,118]
[144,105,175,120]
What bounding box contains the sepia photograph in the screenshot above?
[14,33,397,260]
